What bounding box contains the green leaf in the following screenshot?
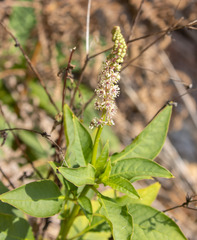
[128,204,187,240]
[99,196,133,240]
[99,160,111,182]
[0,180,64,218]
[48,161,77,196]
[95,141,109,177]
[58,164,95,186]
[116,182,161,206]
[0,213,34,240]
[0,181,23,218]
[103,176,139,199]
[63,104,93,166]
[111,104,172,163]
[78,196,93,222]
[111,158,173,180]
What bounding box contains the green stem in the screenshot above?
[57,185,90,240]
[91,125,103,166]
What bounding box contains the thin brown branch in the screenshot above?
[0,127,66,166]
[69,55,89,108]
[163,195,197,212]
[77,93,96,117]
[122,33,166,71]
[0,21,59,113]
[69,0,92,109]
[128,0,145,41]
[0,167,15,189]
[52,47,76,163]
[87,18,197,61]
[61,47,76,111]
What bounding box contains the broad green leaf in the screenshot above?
[116,182,161,206]
[111,105,172,163]
[128,204,187,240]
[0,180,64,218]
[99,196,133,240]
[0,181,23,218]
[99,160,111,182]
[95,141,109,177]
[0,213,34,240]
[63,104,93,166]
[111,158,173,179]
[78,196,93,222]
[103,176,139,199]
[58,164,95,186]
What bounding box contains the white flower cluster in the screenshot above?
[90,26,127,129]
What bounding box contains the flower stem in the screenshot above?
[91,125,103,167]
[57,185,90,240]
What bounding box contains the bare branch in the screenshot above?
[61,47,76,111]
[128,0,145,41]
[0,127,66,166]
[163,195,197,212]
[0,167,15,189]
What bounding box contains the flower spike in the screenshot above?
[90,26,127,129]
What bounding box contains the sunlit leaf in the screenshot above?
[58,164,95,186]
[111,105,172,163]
[103,176,139,199]
[111,158,173,179]
[128,204,187,240]
[99,196,133,240]
[0,180,64,218]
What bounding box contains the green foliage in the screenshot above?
[0,103,187,239]
[104,175,140,199]
[110,158,173,180]
[0,180,64,218]
[0,213,34,240]
[58,164,95,186]
[116,182,161,206]
[111,105,172,163]
[78,196,93,222]
[128,204,187,240]
[95,141,109,177]
[99,195,133,240]
[63,104,93,166]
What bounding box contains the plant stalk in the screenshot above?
[91,125,103,166]
[57,185,90,240]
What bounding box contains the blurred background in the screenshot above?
[0,0,197,239]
